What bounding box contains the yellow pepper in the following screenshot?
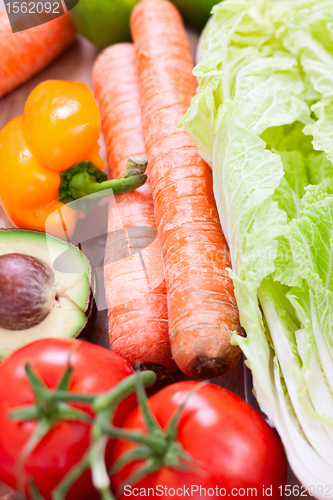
[0,80,147,238]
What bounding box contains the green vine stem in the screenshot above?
[110,377,205,496]
[10,364,156,500]
[9,362,204,500]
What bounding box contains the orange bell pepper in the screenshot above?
[0,80,147,238]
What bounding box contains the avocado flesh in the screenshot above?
[0,230,93,358]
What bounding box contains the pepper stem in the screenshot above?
[59,157,148,205]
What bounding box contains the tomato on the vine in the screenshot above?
[111,381,288,500]
[0,338,135,500]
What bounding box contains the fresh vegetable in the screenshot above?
[70,0,138,50]
[0,11,76,99]
[0,81,147,238]
[0,338,287,500]
[23,80,104,173]
[0,229,96,358]
[111,381,288,499]
[131,0,242,379]
[0,338,140,500]
[93,44,145,179]
[93,43,176,376]
[182,0,333,494]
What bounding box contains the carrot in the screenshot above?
[93,43,177,376]
[0,10,76,98]
[131,0,242,379]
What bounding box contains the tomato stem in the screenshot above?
[165,381,208,442]
[93,371,156,411]
[100,488,115,500]
[10,405,42,421]
[25,362,49,404]
[91,436,112,497]
[111,379,206,493]
[18,419,52,496]
[46,390,96,403]
[10,363,158,500]
[29,478,46,500]
[53,453,91,500]
[116,458,160,498]
[56,361,74,390]
[53,371,157,500]
[135,372,164,436]
[101,424,168,455]
[109,447,152,475]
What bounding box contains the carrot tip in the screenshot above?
[140,363,175,381]
[190,357,233,379]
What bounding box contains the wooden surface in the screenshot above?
[0,13,306,500]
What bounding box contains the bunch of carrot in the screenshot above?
[93,44,176,376]
[94,0,242,380]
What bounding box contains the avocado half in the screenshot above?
[0,229,96,358]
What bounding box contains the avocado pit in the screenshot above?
[0,253,56,330]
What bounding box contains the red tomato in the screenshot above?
[112,381,288,500]
[0,338,135,500]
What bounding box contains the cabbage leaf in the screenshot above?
[181,0,333,492]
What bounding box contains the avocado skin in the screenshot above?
[0,229,97,356]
